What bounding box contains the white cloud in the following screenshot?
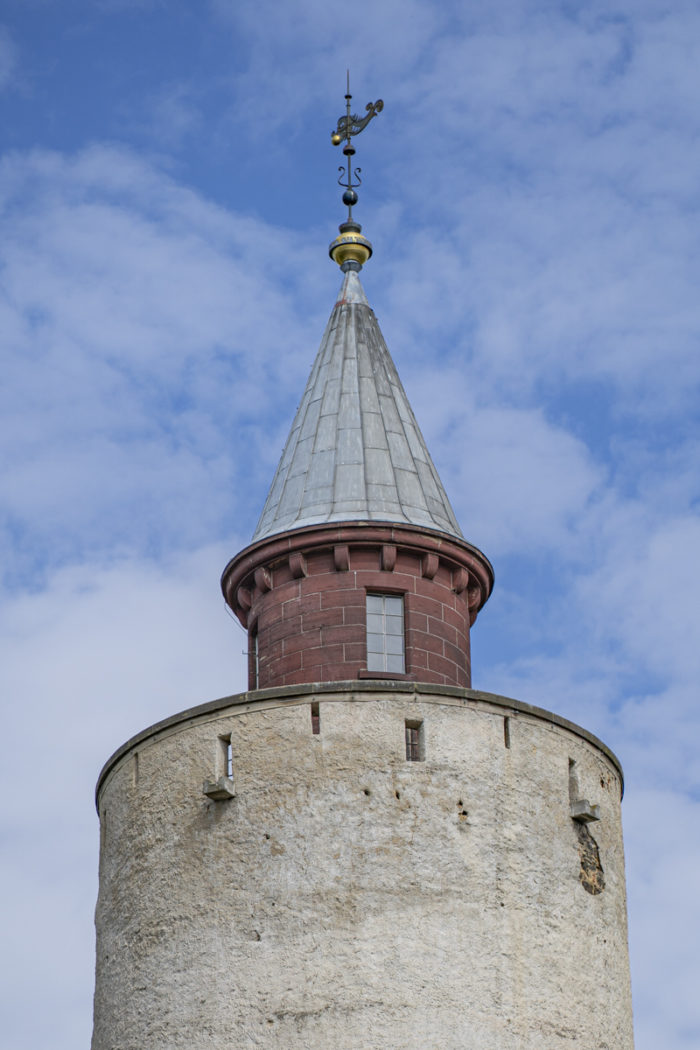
[582,514,700,683]
[0,146,333,572]
[0,545,247,1049]
[625,789,700,1050]
[1,2,699,1046]
[403,372,603,558]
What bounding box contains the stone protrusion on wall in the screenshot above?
[381,544,397,572]
[254,566,272,593]
[289,552,307,579]
[202,777,236,800]
[236,586,252,612]
[221,522,494,692]
[452,567,469,594]
[421,553,439,579]
[333,544,350,571]
[570,799,601,823]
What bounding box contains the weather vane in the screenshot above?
[328,72,383,272]
[331,71,383,220]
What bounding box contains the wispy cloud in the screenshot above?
[0,3,698,1048]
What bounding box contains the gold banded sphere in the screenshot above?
[328,231,373,268]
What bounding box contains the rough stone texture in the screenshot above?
[92,685,634,1050]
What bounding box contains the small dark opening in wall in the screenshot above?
[248,626,259,690]
[405,720,424,761]
[503,716,511,749]
[311,702,320,735]
[219,734,233,778]
[363,788,371,796]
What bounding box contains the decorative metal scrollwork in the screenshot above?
[333,100,384,142]
[338,165,362,190]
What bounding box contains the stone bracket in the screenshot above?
[289,552,307,579]
[334,544,350,571]
[422,553,439,579]
[203,777,236,801]
[237,586,252,611]
[381,544,397,571]
[452,567,469,594]
[254,567,272,593]
[571,799,600,823]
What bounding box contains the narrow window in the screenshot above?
[219,734,233,779]
[311,702,320,735]
[248,627,259,690]
[405,719,424,762]
[366,593,405,673]
[503,716,511,749]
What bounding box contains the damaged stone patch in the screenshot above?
[576,822,605,895]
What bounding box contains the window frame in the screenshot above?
[365,592,406,675]
[248,624,259,690]
[405,719,425,762]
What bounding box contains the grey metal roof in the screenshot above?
[252,269,463,543]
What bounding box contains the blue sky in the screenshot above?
[1,1,699,1047]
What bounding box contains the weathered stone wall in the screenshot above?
[92,684,634,1050]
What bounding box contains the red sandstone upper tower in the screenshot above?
[221,89,493,693]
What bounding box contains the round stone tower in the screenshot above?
[91,93,634,1050]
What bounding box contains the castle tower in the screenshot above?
[91,90,634,1050]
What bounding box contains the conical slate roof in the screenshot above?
[252,269,463,543]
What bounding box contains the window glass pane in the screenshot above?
[366,594,405,675]
[386,634,404,655]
